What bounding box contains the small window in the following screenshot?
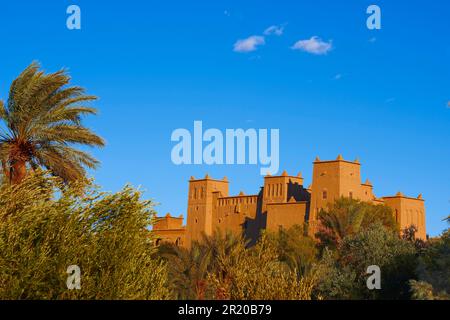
[349,192,353,199]
[195,218,198,223]
[322,190,328,200]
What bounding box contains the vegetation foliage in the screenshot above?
[315,223,417,299]
[0,62,104,185]
[410,219,450,299]
[158,230,318,300]
[1,172,448,300]
[315,197,398,250]
[0,172,169,299]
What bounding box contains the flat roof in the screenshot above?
[382,195,424,201]
[313,159,360,165]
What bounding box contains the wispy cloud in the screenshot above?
[264,24,284,36]
[233,35,265,53]
[334,74,342,80]
[291,36,332,55]
[369,37,377,43]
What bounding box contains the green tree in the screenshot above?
[160,230,318,300]
[266,225,318,277]
[206,232,318,300]
[159,242,213,300]
[411,216,450,299]
[159,230,243,300]
[0,62,104,184]
[0,172,170,299]
[315,223,417,300]
[409,280,438,300]
[316,197,398,250]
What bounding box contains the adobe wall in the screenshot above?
[266,201,308,232]
[383,194,426,240]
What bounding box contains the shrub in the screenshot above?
[161,231,318,300]
[0,172,170,299]
[412,218,450,299]
[315,223,417,299]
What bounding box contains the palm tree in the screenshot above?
[0,62,104,184]
[268,225,317,277]
[160,242,212,299]
[198,230,247,300]
[159,230,245,300]
[315,197,397,249]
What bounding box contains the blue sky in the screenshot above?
[0,0,449,236]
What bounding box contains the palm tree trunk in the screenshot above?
[11,160,27,184]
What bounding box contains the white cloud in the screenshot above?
[264,25,284,36]
[291,36,332,55]
[233,35,265,53]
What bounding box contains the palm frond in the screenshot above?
[0,61,104,184]
[0,100,6,121]
[34,124,105,146]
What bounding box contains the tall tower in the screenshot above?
[262,170,305,211]
[382,193,427,240]
[185,175,229,247]
[309,155,362,233]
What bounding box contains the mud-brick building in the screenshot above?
[153,155,426,247]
